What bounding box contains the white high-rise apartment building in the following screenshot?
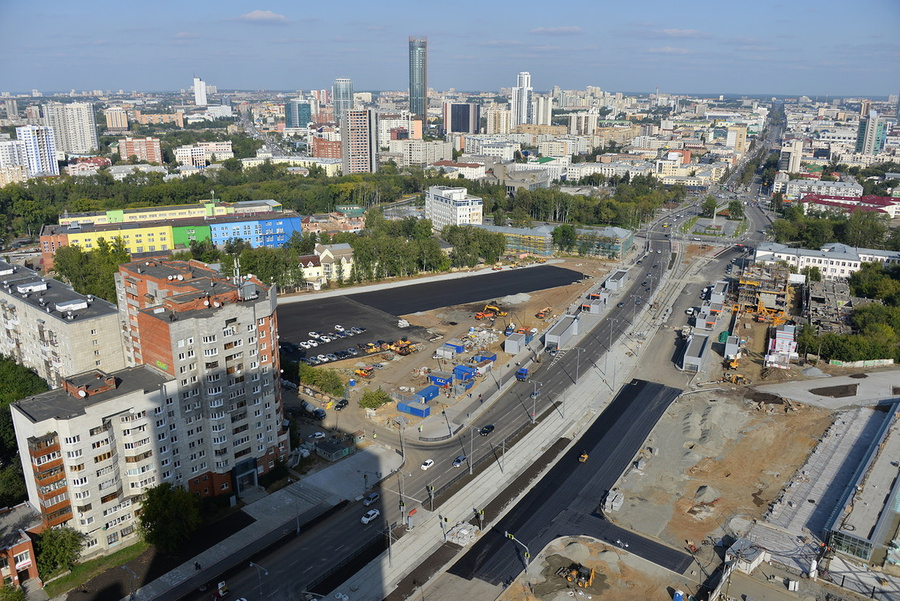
[425,186,483,231]
[533,95,553,127]
[341,109,378,174]
[0,139,26,169]
[15,125,59,176]
[43,102,99,154]
[485,107,511,134]
[510,71,534,127]
[193,76,208,106]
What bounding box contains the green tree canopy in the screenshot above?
[358,388,392,409]
[36,526,86,578]
[139,483,201,553]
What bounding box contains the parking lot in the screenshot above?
[277,296,430,365]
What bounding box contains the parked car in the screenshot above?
[363,492,380,506]
[334,325,345,332]
[351,327,363,334]
[421,459,435,470]
[335,399,349,411]
[309,432,326,440]
[361,509,380,524]
[326,353,338,362]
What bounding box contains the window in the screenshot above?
[66,449,83,459]
[64,435,81,444]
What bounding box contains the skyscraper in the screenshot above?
[332,78,354,124]
[409,37,428,118]
[15,125,58,176]
[856,110,885,156]
[43,102,99,154]
[510,71,533,127]
[341,109,378,174]
[193,76,208,106]
[533,95,553,126]
[443,102,480,134]
[285,99,312,129]
[4,99,18,118]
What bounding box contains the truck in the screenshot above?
[504,323,516,336]
[301,400,326,420]
[515,367,529,381]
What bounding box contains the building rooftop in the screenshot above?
[42,210,300,238]
[0,504,40,549]
[13,366,172,424]
[0,260,118,323]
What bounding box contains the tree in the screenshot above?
[36,526,86,578]
[552,224,577,252]
[700,195,717,218]
[800,266,823,282]
[0,585,24,601]
[0,463,26,508]
[727,200,744,220]
[139,483,201,553]
[358,388,392,409]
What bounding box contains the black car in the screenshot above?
[479,424,495,436]
[617,302,625,308]
[334,399,349,411]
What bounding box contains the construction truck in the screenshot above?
[722,372,750,385]
[515,368,529,381]
[504,323,516,336]
[484,303,507,317]
[556,563,594,587]
[354,367,374,379]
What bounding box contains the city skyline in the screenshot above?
[1,1,898,96]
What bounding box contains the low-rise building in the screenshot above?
[0,260,126,387]
[477,224,554,256]
[424,186,483,232]
[799,194,900,218]
[0,504,41,588]
[427,161,486,180]
[118,137,162,164]
[754,242,900,280]
[174,142,233,166]
[315,243,354,282]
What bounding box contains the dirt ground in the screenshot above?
[498,537,686,601]
[351,257,616,423]
[609,391,833,551]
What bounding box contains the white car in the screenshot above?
[308,331,319,338]
[320,336,331,343]
[317,354,328,363]
[309,432,326,439]
[334,325,345,332]
[421,459,434,470]
[307,339,318,348]
[361,509,380,524]
[299,341,311,350]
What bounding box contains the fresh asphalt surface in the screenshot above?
[448,379,693,585]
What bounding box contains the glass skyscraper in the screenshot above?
[332,78,354,124]
[285,99,312,129]
[408,37,428,117]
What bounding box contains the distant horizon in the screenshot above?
[4,90,894,102]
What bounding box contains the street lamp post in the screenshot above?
[249,561,268,598]
[504,530,532,567]
[121,566,137,600]
[573,347,585,384]
[530,381,543,424]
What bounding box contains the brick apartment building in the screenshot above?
[118,137,162,164]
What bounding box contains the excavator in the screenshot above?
[556,563,594,587]
[483,303,507,317]
[354,366,375,379]
[722,372,750,385]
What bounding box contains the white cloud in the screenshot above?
[659,28,709,39]
[530,26,582,35]
[238,10,288,23]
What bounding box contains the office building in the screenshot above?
[15,125,58,176]
[0,260,127,387]
[424,186,483,231]
[408,37,428,117]
[133,110,184,128]
[856,110,885,156]
[103,107,128,133]
[779,139,804,173]
[510,72,533,127]
[4,99,18,118]
[341,109,378,174]
[727,125,748,155]
[193,76,207,106]
[118,137,162,164]
[43,102,99,154]
[284,99,312,129]
[332,78,354,124]
[443,102,480,134]
[174,141,233,166]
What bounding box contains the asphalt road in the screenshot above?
[448,380,692,585]
[347,265,585,316]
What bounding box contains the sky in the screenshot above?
[2,0,899,97]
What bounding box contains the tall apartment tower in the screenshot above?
[510,71,534,127]
[285,99,312,129]
[533,95,553,127]
[104,107,128,133]
[193,76,208,106]
[332,78,354,124]
[341,109,378,174]
[15,125,59,176]
[408,37,428,118]
[43,102,99,154]
[4,99,18,118]
[114,259,289,493]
